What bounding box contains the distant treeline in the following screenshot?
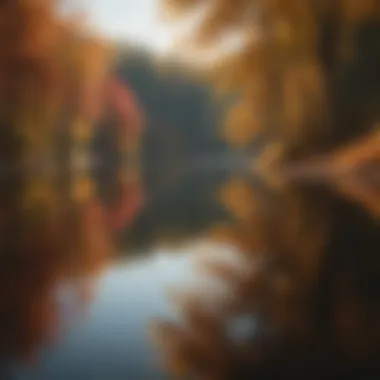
[112,46,229,188]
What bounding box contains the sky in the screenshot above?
[63,0,246,65]
[79,0,176,53]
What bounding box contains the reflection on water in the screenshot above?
[152,166,380,379]
[0,154,379,379]
[10,251,196,380]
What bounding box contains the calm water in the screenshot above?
[1,163,379,379]
[9,254,192,380]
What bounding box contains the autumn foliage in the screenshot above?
[162,0,380,159]
[152,0,380,378]
[0,0,144,364]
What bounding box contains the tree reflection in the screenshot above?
[152,170,380,379]
[0,166,146,365]
[0,173,108,363]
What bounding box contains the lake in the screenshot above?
[1,163,379,379]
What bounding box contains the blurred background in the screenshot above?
[0,1,379,379]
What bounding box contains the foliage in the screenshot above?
[113,47,229,179]
[0,0,144,364]
[161,0,380,160]
[0,168,114,362]
[152,174,380,379]
[0,0,112,167]
[153,1,380,378]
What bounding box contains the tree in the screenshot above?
[151,1,380,378]
[0,1,116,364]
[160,0,380,161]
